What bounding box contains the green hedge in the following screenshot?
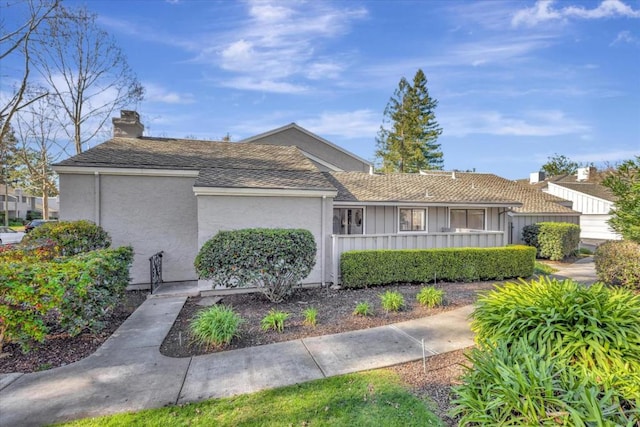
[0,246,133,352]
[594,240,640,290]
[195,228,316,302]
[340,245,536,288]
[522,222,580,260]
[23,220,111,256]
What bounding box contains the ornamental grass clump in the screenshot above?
[353,302,372,317]
[416,286,444,308]
[261,309,290,333]
[452,276,640,423]
[302,307,318,327]
[380,290,404,313]
[190,305,244,348]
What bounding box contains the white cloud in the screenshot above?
[209,0,367,93]
[512,0,640,27]
[144,83,195,104]
[299,110,380,139]
[443,109,590,137]
[611,30,640,45]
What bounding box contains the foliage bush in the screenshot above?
[340,246,535,288]
[453,277,640,423]
[302,307,318,327]
[261,309,290,333]
[0,246,133,353]
[522,222,580,260]
[195,228,316,303]
[416,286,444,308]
[190,305,243,348]
[23,220,111,256]
[594,240,640,290]
[380,291,404,313]
[353,302,372,317]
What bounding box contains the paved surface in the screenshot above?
[550,256,598,285]
[0,259,597,426]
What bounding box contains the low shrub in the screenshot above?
[261,309,290,333]
[416,286,444,308]
[22,220,111,256]
[594,240,640,290]
[523,222,580,260]
[195,228,316,303]
[452,341,638,425]
[302,307,318,327]
[0,246,133,352]
[190,305,243,348]
[341,246,535,288]
[459,276,640,419]
[533,261,557,275]
[353,302,372,317]
[380,291,404,313]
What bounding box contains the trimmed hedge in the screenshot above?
[0,246,133,352]
[23,220,111,256]
[594,240,640,290]
[522,222,580,260]
[195,228,316,302]
[340,245,536,288]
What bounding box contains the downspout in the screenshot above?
[321,195,326,288]
[94,172,101,226]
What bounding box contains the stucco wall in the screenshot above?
[248,127,371,172]
[58,173,198,284]
[197,194,333,286]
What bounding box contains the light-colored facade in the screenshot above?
[1,187,37,220]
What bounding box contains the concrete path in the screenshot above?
[0,259,597,426]
[550,256,598,285]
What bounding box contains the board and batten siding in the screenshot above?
[508,214,580,245]
[547,183,613,214]
[363,206,504,234]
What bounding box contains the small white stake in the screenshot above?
[179,331,182,347]
[422,338,426,374]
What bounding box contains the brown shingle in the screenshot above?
[196,168,336,191]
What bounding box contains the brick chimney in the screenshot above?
[112,110,144,138]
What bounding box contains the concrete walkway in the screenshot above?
[0,259,597,426]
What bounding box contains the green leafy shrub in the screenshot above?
[416,286,444,308]
[594,240,640,290]
[457,276,640,421]
[195,228,316,303]
[380,291,404,313]
[302,307,318,327]
[0,246,133,352]
[452,341,638,425]
[533,261,557,275]
[261,309,290,333]
[353,302,372,317]
[523,222,580,260]
[190,305,244,348]
[340,246,535,288]
[23,220,111,256]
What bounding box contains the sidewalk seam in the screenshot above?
[301,339,327,378]
[176,356,193,404]
[388,324,437,355]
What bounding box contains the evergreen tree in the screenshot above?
[602,156,640,242]
[375,69,443,173]
[541,154,579,176]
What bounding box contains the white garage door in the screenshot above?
[580,214,622,240]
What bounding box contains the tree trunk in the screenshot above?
[43,190,49,220]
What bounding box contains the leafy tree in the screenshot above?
[601,156,640,242]
[376,69,443,173]
[33,5,144,154]
[540,154,578,176]
[0,122,20,226]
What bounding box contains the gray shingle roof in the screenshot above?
[54,136,318,172]
[196,168,336,191]
[552,182,616,202]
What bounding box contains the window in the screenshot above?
[450,209,485,230]
[399,208,426,232]
[333,208,364,235]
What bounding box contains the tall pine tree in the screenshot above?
[376,69,443,173]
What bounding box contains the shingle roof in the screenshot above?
[551,182,616,202]
[196,168,336,191]
[54,136,318,172]
[327,171,577,213]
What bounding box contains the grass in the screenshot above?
[416,286,444,308]
[61,370,443,426]
[190,305,243,348]
[533,261,557,275]
[261,309,290,332]
[353,302,372,316]
[380,290,405,313]
[302,307,318,327]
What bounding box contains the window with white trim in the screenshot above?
[450,209,485,230]
[333,208,364,235]
[399,208,426,232]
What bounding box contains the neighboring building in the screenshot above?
[54,111,571,288]
[521,168,621,241]
[0,186,37,220]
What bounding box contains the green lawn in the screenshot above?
[533,261,557,275]
[59,370,442,427]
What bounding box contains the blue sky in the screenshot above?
[7,0,640,178]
